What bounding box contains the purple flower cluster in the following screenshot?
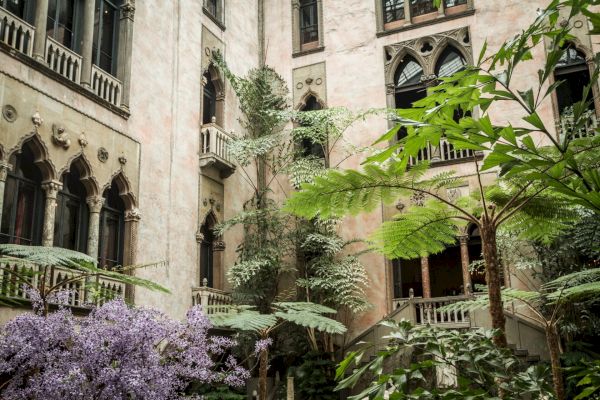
[0,298,249,399]
[253,337,273,355]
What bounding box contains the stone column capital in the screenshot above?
[0,162,11,182]
[121,2,136,21]
[41,180,63,199]
[125,208,141,222]
[86,196,105,213]
[458,234,469,244]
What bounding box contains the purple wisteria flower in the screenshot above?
[0,296,249,399]
[254,337,273,355]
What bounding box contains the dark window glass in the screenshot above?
[92,0,119,74]
[54,168,88,252]
[1,0,27,18]
[410,0,437,17]
[383,0,404,23]
[299,0,318,45]
[0,145,44,246]
[98,184,124,269]
[554,46,593,113]
[204,0,221,20]
[435,47,467,78]
[444,0,467,7]
[47,0,76,48]
[200,218,215,287]
[394,56,426,140]
[203,71,217,125]
[392,258,422,298]
[299,96,325,159]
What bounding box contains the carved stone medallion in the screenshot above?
[2,105,17,122]
[98,147,109,163]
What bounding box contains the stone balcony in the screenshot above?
[199,121,236,178]
[192,282,233,314]
[407,137,482,167]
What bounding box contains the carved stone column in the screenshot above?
[80,0,96,88]
[459,235,472,295]
[117,1,135,111]
[421,256,431,298]
[86,196,105,258]
[41,180,62,246]
[32,0,49,62]
[0,162,11,228]
[123,208,140,303]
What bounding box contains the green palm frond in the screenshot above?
[0,244,96,268]
[543,268,600,291]
[209,308,278,332]
[273,301,337,314]
[273,310,346,334]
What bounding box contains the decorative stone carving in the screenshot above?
[213,240,226,251]
[119,156,127,165]
[0,162,11,181]
[2,105,17,122]
[41,180,62,200]
[196,231,205,243]
[86,196,105,213]
[78,133,88,148]
[125,208,141,222]
[98,147,109,163]
[32,111,43,129]
[305,77,313,85]
[395,201,405,211]
[121,1,135,20]
[51,124,71,149]
[410,192,425,206]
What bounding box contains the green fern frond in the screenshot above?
[209,309,278,332]
[273,301,337,314]
[273,310,346,334]
[0,244,96,268]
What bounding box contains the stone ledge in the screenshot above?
[376,9,476,38]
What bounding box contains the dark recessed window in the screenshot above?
[92,0,120,74]
[554,45,593,113]
[0,0,35,22]
[444,0,467,7]
[203,0,223,23]
[0,145,44,246]
[383,0,405,23]
[410,0,437,17]
[299,0,318,45]
[98,183,124,269]
[46,0,79,49]
[200,215,215,287]
[54,168,88,253]
[394,56,426,140]
[435,46,467,78]
[299,95,325,159]
[203,70,217,125]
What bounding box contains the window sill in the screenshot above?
[292,45,325,58]
[376,8,475,37]
[0,42,130,119]
[203,7,225,31]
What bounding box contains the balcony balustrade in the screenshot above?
[91,65,123,107]
[199,122,236,178]
[0,7,34,56]
[45,36,82,83]
[559,110,598,140]
[192,284,233,315]
[0,260,126,308]
[407,137,477,167]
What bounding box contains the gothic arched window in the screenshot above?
[299,95,325,160]
[202,70,217,125]
[0,144,44,245]
[98,183,125,269]
[435,46,467,78]
[200,215,216,287]
[554,44,593,113]
[54,167,89,252]
[394,56,426,139]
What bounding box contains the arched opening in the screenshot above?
[202,69,218,125]
[392,257,422,299]
[394,55,426,140]
[200,214,216,287]
[1,143,44,245]
[298,94,326,160]
[98,182,125,269]
[435,46,467,78]
[53,165,89,252]
[554,43,593,114]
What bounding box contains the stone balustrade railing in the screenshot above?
[412,295,470,326]
[559,110,598,140]
[91,65,123,107]
[200,123,233,162]
[0,7,34,56]
[0,261,126,308]
[45,36,82,83]
[408,138,476,166]
[192,285,233,315]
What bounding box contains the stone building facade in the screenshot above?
[0,0,597,341]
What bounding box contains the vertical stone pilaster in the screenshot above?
[459,235,472,295]
[291,0,300,53]
[374,0,383,34]
[420,256,431,298]
[316,0,324,48]
[123,208,141,303]
[41,180,62,247]
[80,0,96,88]
[32,0,49,62]
[438,0,445,16]
[0,162,11,229]
[404,0,411,24]
[117,1,135,112]
[86,196,105,258]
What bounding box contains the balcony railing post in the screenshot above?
[209,128,217,154]
[31,0,48,62]
[80,0,95,89]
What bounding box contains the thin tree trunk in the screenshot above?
[259,347,269,400]
[480,223,507,347]
[546,325,565,400]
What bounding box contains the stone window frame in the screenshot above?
[375,0,474,36]
[203,0,225,30]
[291,0,324,57]
[201,63,226,128]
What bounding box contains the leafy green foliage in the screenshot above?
[336,320,554,399]
[568,359,600,399]
[293,351,338,400]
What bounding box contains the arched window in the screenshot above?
[200,215,216,287]
[554,44,593,114]
[299,95,325,160]
[0,144,44,245]
[202,70,217,125]
[54,167,89,252]
[435,46,467,78]
[98,183,124,269]
[394,56,426,139]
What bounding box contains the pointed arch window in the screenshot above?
[299,95,325,160]
[435,46,467,78]
[394,55,426,139]
[200,215,215,287]
[54,167,89,252]
[554,44,593,114]
[1,145,44,245]
[98,184,124,269]
[203,69,218,125]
